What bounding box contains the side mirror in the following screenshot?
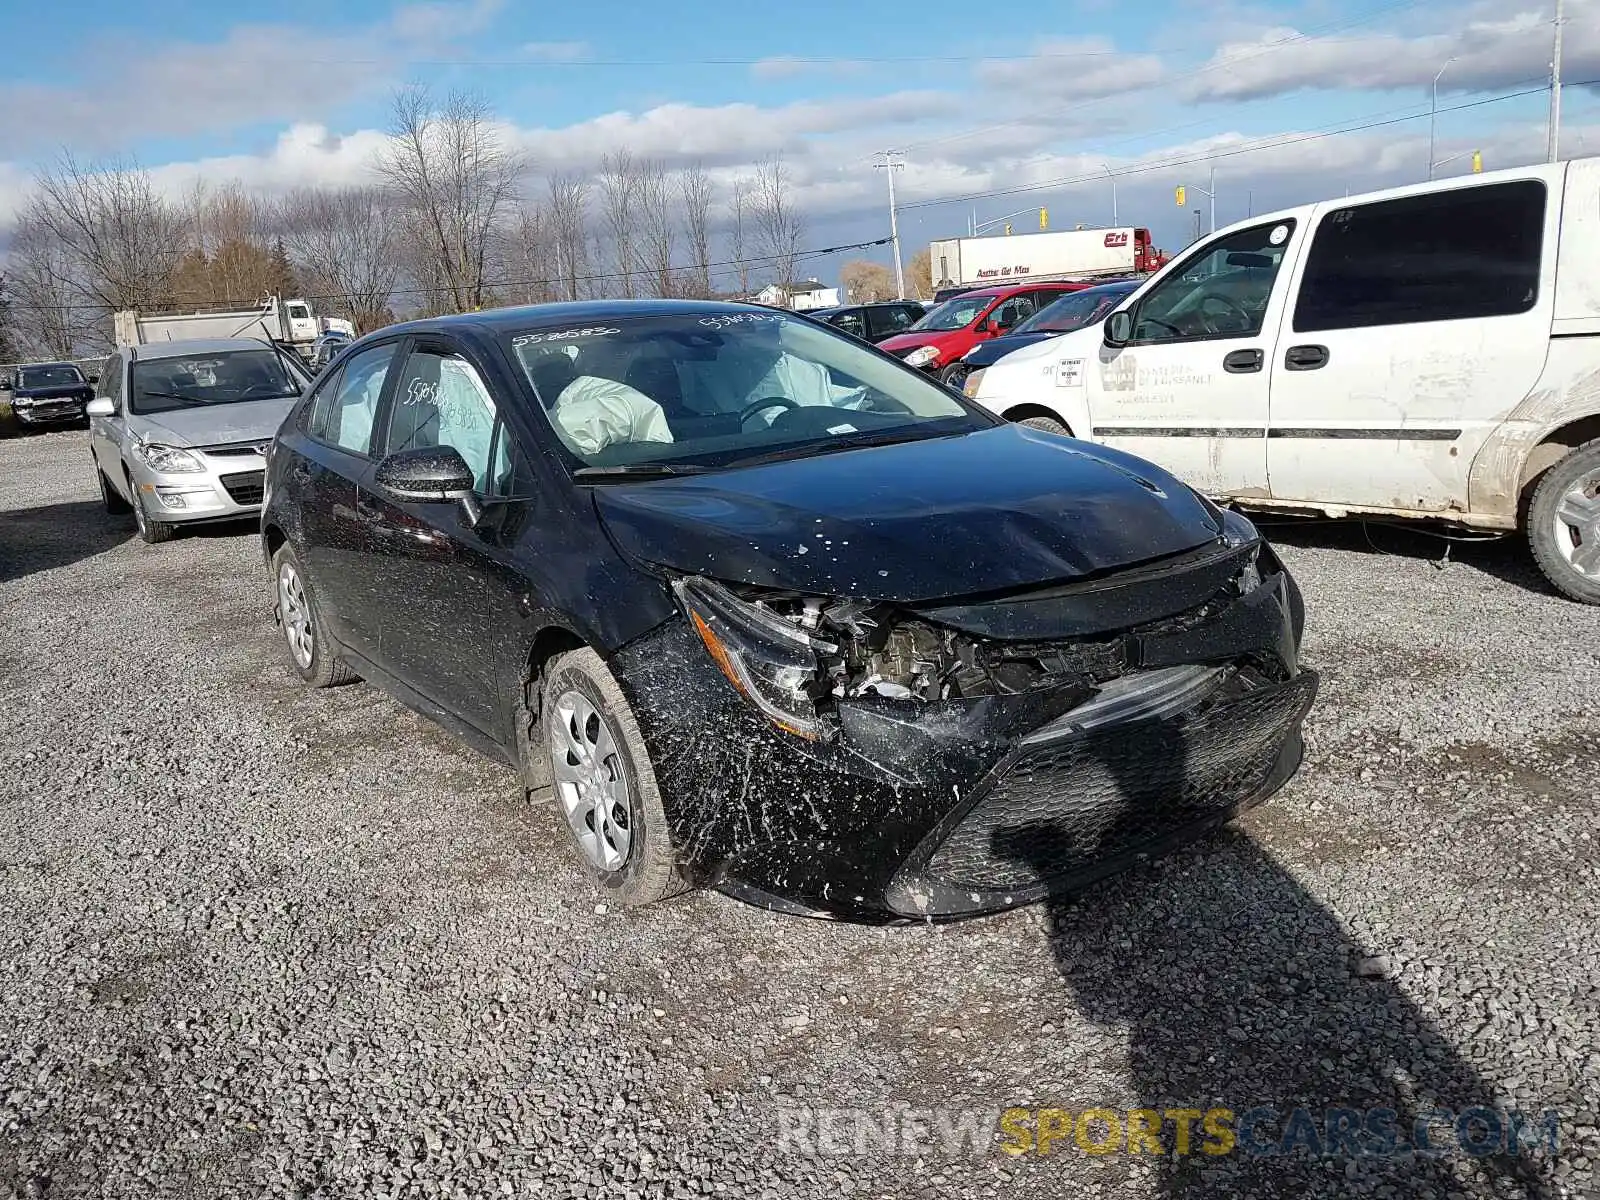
[1103,309,1133,347]
[374,445,481,524]
[86,397,115,418]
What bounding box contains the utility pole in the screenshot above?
[875,150,907,299]
[1181,167,1219,235]
[1548,0,1565,161]
[1100,163,1118,225]
[1430,58,1455,181]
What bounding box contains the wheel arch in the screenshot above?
[1518,413,1600,516]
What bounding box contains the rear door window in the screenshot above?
[1293,181,1546,332]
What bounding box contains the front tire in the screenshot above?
[1527,437,1600,605]
[541,648,687,906]
[938,363,971,392]
[1017,414,1070,436]
[272,543,357,687]
[131,480,176,544]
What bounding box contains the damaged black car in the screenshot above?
[261,300,1317,922]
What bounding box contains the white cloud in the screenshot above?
[1187,1,1600,102]
[975,38,1165,101]
[391,0,504,40]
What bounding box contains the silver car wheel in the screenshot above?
[278,561,315,669]
[549,689,633,872]
[1552,469,1600,577]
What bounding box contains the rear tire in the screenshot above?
[540,648,688,907]
[272,542,358,687]
[131,480,176,544]
[1017,414,1070,436]
[97,467,132,515]
[1527,437,1600,605]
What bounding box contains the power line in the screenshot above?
[2,237,894,315]
[897,82,1562,213]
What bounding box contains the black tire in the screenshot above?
[540,647,688,906]
[131,479,177,544]
[271,542,358,687]
[1018,414,1070,436]
[938,363,971,391]
[1526,437,1600,605]
[97,467,132,515]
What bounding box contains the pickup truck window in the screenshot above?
[1294,180,1545,333]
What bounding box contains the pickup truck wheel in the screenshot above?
[1018,415,1070,436]
[1527,437,1600,605]
[272,543,358,687]
[97,467,131,515]
[541,648,689,907]
[131,481,177,544]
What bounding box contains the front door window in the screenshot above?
[1130,221,1296,344]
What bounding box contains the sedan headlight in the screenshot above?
[675,577,835,742]
[903,345,939,369]
[962,368,987,398]
[133,441,205,473]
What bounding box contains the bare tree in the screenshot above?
[5,215,88,358]
[546,173,591,301]
[278,186,403,332]
[752,155,804,294]
[24,154,186,317]
[839,259,895,303]
[596,150,641,299]
[375,85,522,313]
[679,162,714,299]
[637,158,677,298]
[502,202,563,306]
[728,177,752,297]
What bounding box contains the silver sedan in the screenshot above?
[87,337,311,544]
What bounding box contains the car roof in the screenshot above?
[378,298,786,341]
[131,337,279,360]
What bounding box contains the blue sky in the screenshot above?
[0,0,1593,286]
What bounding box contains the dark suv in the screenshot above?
[261,300,1315,922]
[807,301,926,344]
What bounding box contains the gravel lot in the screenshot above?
[2,427,1598,1199]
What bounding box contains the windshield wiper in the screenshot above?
[572,463,713,481]
[137,390,215,407]
[722,427,968,470]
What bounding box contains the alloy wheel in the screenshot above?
[549,689,633,872]
[1552,468,1600,577]
[278,562,315,669]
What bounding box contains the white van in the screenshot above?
[968,158,1600,604]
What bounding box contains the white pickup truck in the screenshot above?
[968,158,1600,604]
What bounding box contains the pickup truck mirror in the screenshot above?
[86,398,115,418]
[1103,309,1133,347]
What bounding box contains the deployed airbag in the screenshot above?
[553,375,674,454]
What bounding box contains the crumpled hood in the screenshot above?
[130,398,298,447]
[876,330,953,356]
[593,424,1223,604]
[14,383,93,400]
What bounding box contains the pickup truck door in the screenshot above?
[1084,217,1306,497]
[1264,176,1557,515]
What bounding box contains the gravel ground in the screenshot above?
[1,427,1597,1199]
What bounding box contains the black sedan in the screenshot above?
[261,300,1316,922]
[942,280,1139,395]
[7,362,94,428]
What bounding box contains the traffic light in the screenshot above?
[1175,185,1186,207]
[1472,150,1483,173]
[1040,207,1049,230]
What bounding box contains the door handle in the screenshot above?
[1284,344,1329,371]
[1223,349,1264,374]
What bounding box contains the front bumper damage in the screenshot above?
[613,542,1318,922]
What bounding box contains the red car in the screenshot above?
[877,281,1091,384]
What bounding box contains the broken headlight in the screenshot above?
[674,577,837,742]
[1219,508,1264,594]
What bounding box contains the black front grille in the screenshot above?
[219,470,265,506]
[923,672,1317,892]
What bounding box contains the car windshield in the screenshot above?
[911,295,993,332]
[1014,287,1135,334]
[504,312,990,472]
[130,349,302,414]
[17,365,84,388]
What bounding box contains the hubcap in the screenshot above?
[278,562,314,669]
[1552,469,1600,577]
[549,690,633,872]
